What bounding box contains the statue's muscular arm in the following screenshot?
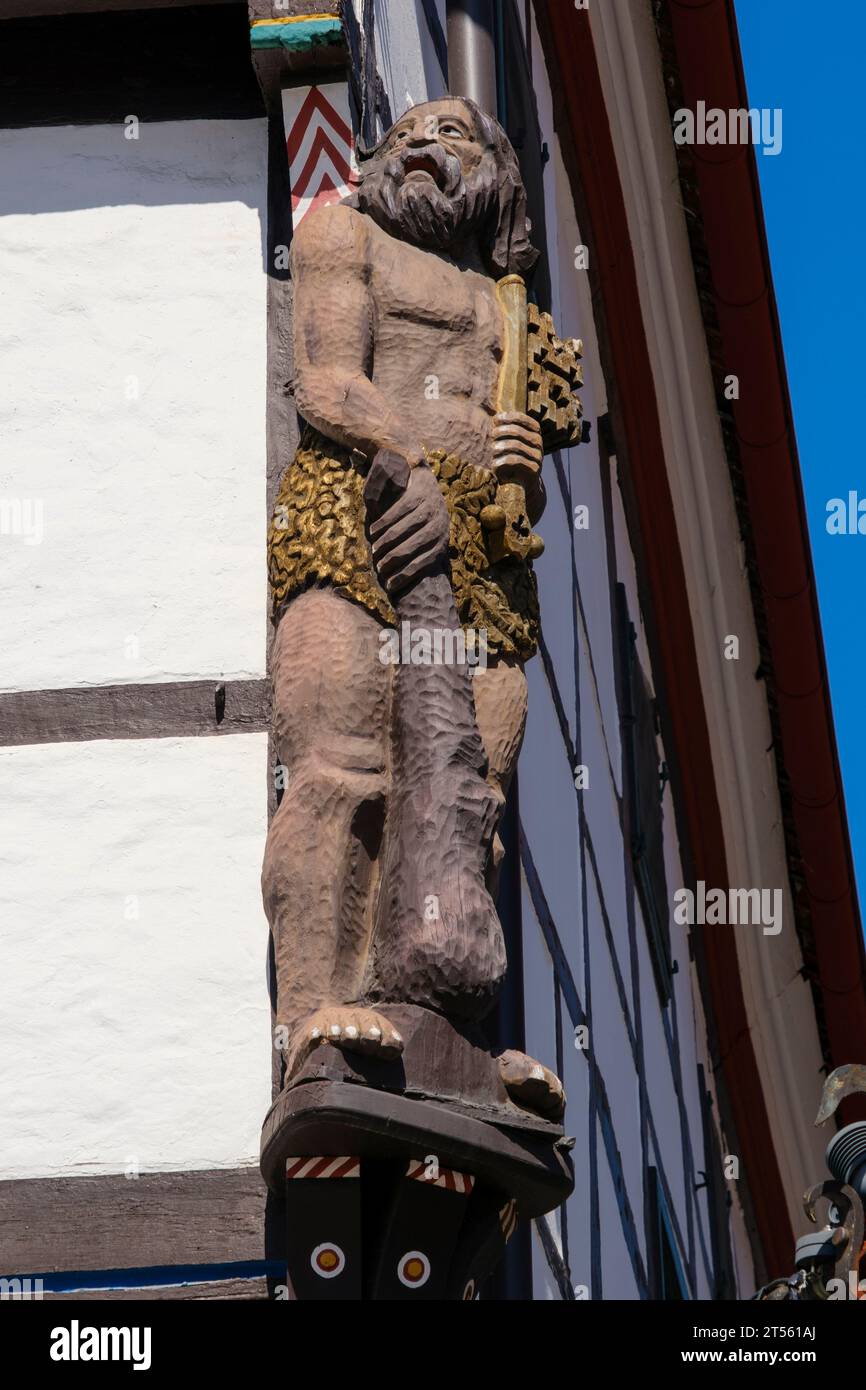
[291,204,424,468]
[292,203,450,596]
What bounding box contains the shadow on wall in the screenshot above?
[0,118,269,228]
[0,4,267,215]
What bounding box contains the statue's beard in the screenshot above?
[350,144,496,258]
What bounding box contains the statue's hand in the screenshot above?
[491,412,545,523]
[368,462,450,597]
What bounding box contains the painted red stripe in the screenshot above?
[330,1156,360,1178]
[536,0,797,1276]
[665,0,866,1122]
[306,1156,337,1179]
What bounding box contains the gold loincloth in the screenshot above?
[268,425,539,662]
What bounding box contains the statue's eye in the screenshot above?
[439,125,463,138]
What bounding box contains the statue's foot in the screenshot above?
[498,1049,565,1120]
[283,1005,404,1083]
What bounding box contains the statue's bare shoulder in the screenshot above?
[290,202,372,279]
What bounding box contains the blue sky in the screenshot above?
[734,0,865,913]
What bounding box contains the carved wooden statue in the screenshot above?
[260,97,582,1298]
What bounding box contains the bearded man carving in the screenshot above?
[263,97,563,1117]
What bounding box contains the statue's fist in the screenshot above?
[368,461,450,597]
[492,411,545,524]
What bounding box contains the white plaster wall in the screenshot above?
[0,734,271,1179]
[0,120,268,694]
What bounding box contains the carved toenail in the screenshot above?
[310,1027,322,1040]
[390,1032,403,1045]
[367,1026,382,1040]
[530,1065,545,1081]
[344,1025,359,1039]
[329,1024,342,1037]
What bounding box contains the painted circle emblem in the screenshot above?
[397,1251,431,1288]
[311,1242,346,1279]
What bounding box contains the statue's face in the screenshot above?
[385,99,486,189]
[353,98,497,256]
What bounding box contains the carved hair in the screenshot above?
[352,97,539,279]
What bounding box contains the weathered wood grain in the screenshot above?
[247,0,339,19]
[0,680,270,747]
[363,453,505,1019]
[0,2,237,15]
[0,1167,270,1275]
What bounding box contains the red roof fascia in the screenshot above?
[538,0,794,1274]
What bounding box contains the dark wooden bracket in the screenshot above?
[247,2,346,110]
[262,1004,574,1299]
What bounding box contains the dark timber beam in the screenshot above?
[0,679,270,746]
[246,3,345,111]
[46,1278,269,1300]
[0,5,265,127]
[0,0,236,15]
[0,1167,273,1277]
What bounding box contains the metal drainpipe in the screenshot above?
[446,0,498,117]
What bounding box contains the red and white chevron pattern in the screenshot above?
[282,83,359,230]
[405,1159,475,1194]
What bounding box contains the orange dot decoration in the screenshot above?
[310,1242,346,1279]
[397,1250,431,1288]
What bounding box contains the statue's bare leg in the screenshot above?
[262,588,402,1084]
[473,658,565,1119]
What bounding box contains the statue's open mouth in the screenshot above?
[401,154,445,188]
